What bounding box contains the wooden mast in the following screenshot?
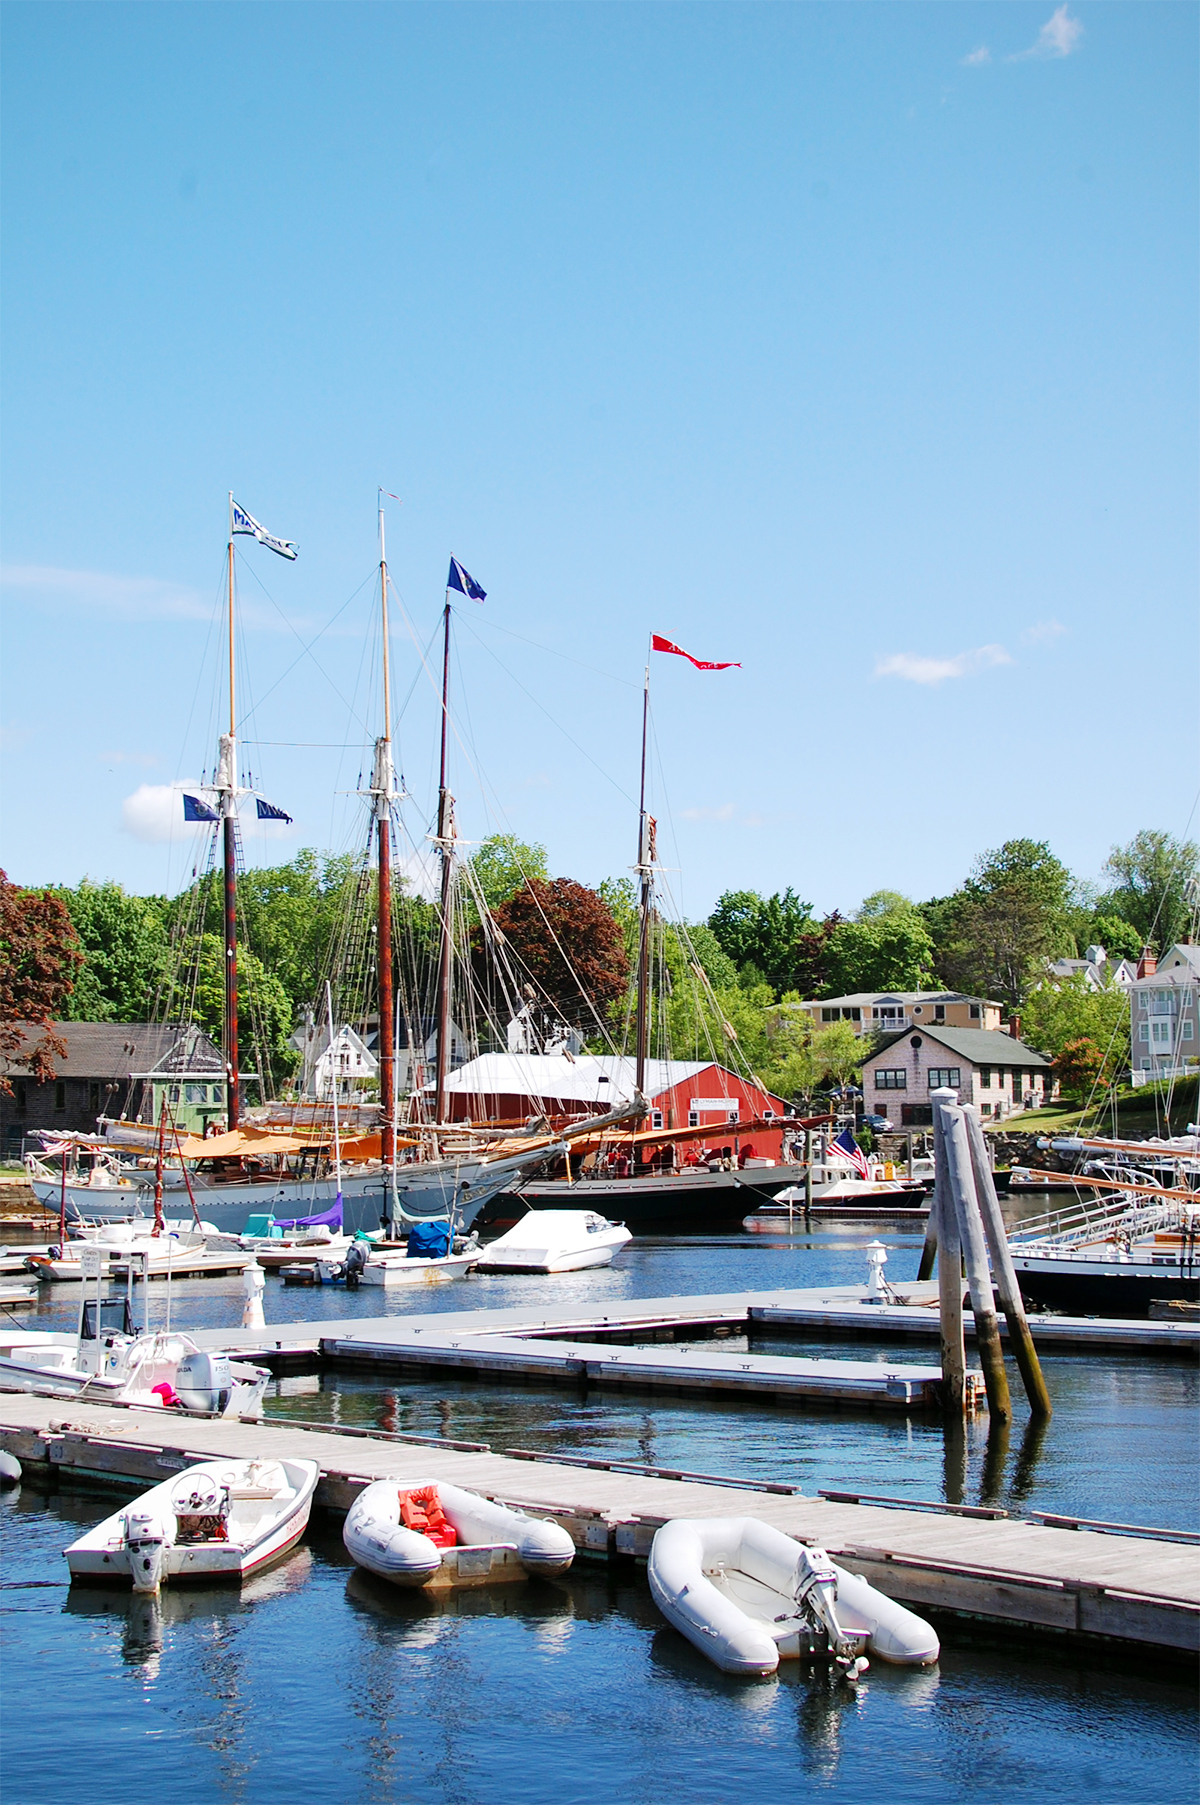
[433,598,454,1132]
[375,500,396,1181]
[223,507,239,1130]
[634,660,651,1101]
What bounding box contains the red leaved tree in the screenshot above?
[1053,1036,1106,1097]
[0,870,82,1090]
[479,878,629,1035]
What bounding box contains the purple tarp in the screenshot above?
[270,1200,344,1232]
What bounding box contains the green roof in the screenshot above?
[865,1025,1051,1068]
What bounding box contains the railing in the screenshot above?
[1009,1194,1195,1250]
[1129,1061,1198,1087]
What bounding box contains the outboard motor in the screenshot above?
[174,1349,234,1415]
[794,1545,870,1681]
[122,1509,168,1593]
[343,1241,369,1287]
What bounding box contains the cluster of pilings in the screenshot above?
[918,1087,1052,1426]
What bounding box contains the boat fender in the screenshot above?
[0,1451,21,1485]
[150,1382,178,1408]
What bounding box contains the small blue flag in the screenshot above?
[183,793,219,823]
[447,557,486,602]
[256,798,293,823]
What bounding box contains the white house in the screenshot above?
[788,991,1002,1039]
[1047,945,1138,993]
[1128,945,1200,1083]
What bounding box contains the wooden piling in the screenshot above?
[916,1197,938,1281]
[940,1102,1011,1424]
[962,1105,1053,1419]
[931,1090,966,1416]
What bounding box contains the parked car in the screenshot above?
[861,1113,893,1134]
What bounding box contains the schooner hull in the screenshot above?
[504,1164,813,1234]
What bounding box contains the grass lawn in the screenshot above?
[996,1073,1198,1140]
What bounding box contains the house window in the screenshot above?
[900,1104,934,1127]
[169,1085,181,1103]
[969,1004,981,1020]
[848,1008,861,1022]
[650,1109,663,1129]
[874,1070,907,1090]
[821,1008,838,1023]
[934,1004,946,1022]
[687,1110,699,1127]
[89,1083,100,1110]
[1139,1023,1150,1042]
[15,1082,26,1115]
[1183,1020,1194,1041]
[763,1109,776,1121]
[1150,1021,1172,1047]
[928,1068,961,1090]
[979,1068,991,1088]
[54,1082,65,1111]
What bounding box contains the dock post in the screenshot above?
[916,1194,938,1282]
[931,1090,965,1416]
[941,1103,1011,1424]
[803,1129,812,1228]
[962,1106,1052,1419]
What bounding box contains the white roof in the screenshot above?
[425,1053,708,1106]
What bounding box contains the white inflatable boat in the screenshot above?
[648,1516,939,1678]
[343,1479,576,1588]
[65,1456,319,1593]
[475,1209,632,1273]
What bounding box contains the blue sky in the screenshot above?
[2,1,1196,919]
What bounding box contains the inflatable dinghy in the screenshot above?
[343,1479,576,1588]
[648,1516,939,1677]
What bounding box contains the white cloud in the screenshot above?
[2,564,210,622]
[120,783,297,845]
[1022,619,1067,645]
[679,803,736,823]
[1011,5,1084,60]
[962,45,991,66]
[874,644,1013,686]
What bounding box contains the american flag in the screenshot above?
[830,1127,870,1179]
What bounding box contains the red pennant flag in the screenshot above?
[651,634,740,670]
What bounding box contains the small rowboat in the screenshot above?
[648,1516,939,1678]
[65,1457,319,1593]
[343,1479,576,1588]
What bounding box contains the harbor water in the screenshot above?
[3,1229,1197,1803]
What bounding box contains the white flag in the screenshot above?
[231,499,298,560]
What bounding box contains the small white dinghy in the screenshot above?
[475,1209,632,1273]
[648,1517,939,1678]
[343,1479,576,1588]
[65,1456,320,1593]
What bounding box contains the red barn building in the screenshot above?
[428,1054,792,1158]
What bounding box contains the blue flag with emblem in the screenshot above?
[183,793,219,823]
[447,557,486,602]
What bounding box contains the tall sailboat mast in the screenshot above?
[634,661,652,1100]
[373,500,397,1177]
[221,499,240,1130]
[433,598,455,1131]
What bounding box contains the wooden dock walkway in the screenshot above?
[2,1392,1196,1660]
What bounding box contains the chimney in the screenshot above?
[1137,947,1158,979]
[1008,1014,1021,1041]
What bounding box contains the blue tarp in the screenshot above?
[406,1220,451,1260]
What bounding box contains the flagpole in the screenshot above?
[634,646,651,1100]
[375,495,397,1207]
[224,494,239,1131]
[433,594,455,1137]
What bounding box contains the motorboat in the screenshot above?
[648,1516,939,1678]
[0,1247,269,1413]
[65,1456,319,1591]
[474,1208,632,1273]
[25,1221,252,1284]
[343,1479,575,1588]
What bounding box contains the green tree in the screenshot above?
[823,893,934,996]
[467,834,550,915]
[1100,830,1199,953]
[707,888,815,997]
[54,879,170,1021]
[1085,916,1143,963]
[189,932,296,1090]
[1019,971,1129,1075]
[934,839,1075,1011]
[811,1019,866,1090]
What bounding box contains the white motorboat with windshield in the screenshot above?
[65,1456,319,1591]
[0,1247,268,1413]
[475,1207,631,1273]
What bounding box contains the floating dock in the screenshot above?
[2,1392,1195,1660]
